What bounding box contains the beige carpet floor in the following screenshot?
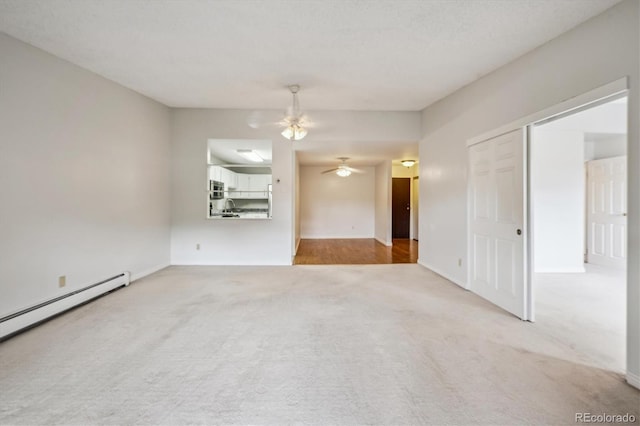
[534,264,627,373]
[0,264,638,425]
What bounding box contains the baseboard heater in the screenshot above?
[0,272,130,340]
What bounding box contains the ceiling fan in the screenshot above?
[321,157,365,177]
[246,84,314,141]
[280,84,311,141]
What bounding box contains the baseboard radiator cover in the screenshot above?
[0,272,130,340]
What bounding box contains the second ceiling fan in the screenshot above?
[321,158,365,177]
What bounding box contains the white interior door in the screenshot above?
[587,156,627,268]
[468,129,527,319]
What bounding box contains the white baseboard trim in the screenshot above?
[130,263,170,282]
[375,237,392,246]
[171,260,291,266]
[627,372,640,390]
[535,267,586,273]
[417,259,467,289]
[299,235,375,239]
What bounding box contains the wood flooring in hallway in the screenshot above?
[294,238,418,265]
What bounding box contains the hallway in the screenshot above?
[294,239,418,265]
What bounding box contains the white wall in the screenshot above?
[170,109,419,264]
[299,166,375,238]
[375,161,392,246]
[419,0,640,385]
[392,165,414,177]
[532,129,585,273]
[585,133,627,160]
[0,34,171,316]
[542,100,627,134]
[170,109,294,265]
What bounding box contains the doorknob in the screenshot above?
[516,229,522,235]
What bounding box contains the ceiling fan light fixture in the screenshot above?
[281,123,307,141]
[236,149,264,162]
[336,168,351,177]
[401,160,416,168]
[280,85,309,141]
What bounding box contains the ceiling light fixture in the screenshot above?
[401,160,416,168]
[281,85,308,141]
[281,121,308,141]
[236,149,264,162]
[336,168,352,177]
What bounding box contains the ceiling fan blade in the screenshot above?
[246,110,282,129]
[344,166,365,173]
[297,115,319,129]
[278,118,293,127]
[250,86,318,133]
[321,168,340,174]
[246,110,264,129]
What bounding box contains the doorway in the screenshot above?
[467,81,630,379]
[530,95,628,371]
[392,178,411,238]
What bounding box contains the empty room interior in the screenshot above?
[531,96,629,372]
[1,1,639,425]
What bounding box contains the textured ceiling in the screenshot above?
[0,0,622,111]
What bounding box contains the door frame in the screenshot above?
[392,177,412,239]
[466,77,629,365]
[412,176,419,241]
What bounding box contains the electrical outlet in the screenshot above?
[196,243,200,250]
[58,276,66,288]
[458,258,462,267]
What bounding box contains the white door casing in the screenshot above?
[468,129,527,320]
[587,156,627,268]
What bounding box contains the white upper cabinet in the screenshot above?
[208,165,220,182]
[229,173,271,198]
[221,167,237,189]
[248,174,271,198]
[209,165,239,191]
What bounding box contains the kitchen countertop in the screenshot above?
[210,211,270,219]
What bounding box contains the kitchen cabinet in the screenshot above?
[221,167,237,189]
[233,173,248,198]
[230,173,271,199]
[248,174,271,198]
[208,165,222,182]
[208,166,238,191]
